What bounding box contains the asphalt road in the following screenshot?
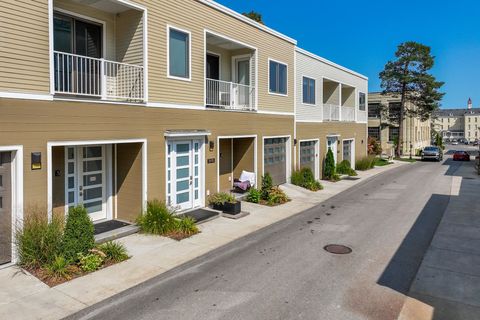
[69,154,466,320]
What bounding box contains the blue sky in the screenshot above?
[217,0,480,109]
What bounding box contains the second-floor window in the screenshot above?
[302,77,315,104]
[368,103,380,118]
[269,60,287,95]
[359,92,366,111]
[168,27,190,79]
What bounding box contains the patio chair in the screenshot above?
[233,170,256,192]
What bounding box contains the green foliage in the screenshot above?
[323,148,336,180]
[98,241,129,263]
[45,255,71,279]
[62,206,95,262]
[15,210,64,268]
[261,173,273,199]
[175,217,199,236]
[207,192,236,205]
[336,160,358,176]
[242,10,264,24]
[246,187,261,203]
[355,156,377,171]
[434,132,445,150]
[374,158,392,167]
[291,167,323,191]
[136,200,178,235]
[368,137,382,155]
[379,41,444,155]
[77,252,103,272]
[266,187,290,206]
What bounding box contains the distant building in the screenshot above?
[432,98,480,142]
[368,93,431,156]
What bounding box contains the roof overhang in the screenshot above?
[164,130,211,138]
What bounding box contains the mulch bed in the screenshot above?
[164,230,200,241]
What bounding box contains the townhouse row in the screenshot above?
[0,0,368,265]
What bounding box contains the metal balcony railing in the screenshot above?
[206,78,255,111]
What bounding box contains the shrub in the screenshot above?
[44,255,71,279]
[291,167,323,191]
[208,192,236,206]
[355,156,376,171]
[246,187,261,203]
[336,160,358,176]
[267,187,289,206]
[261,173,273,199]
[98,241,129,263]
[136,200,178,235]
[16,210,64,268]
[77,252,103,272]
[368,137,382,155]
[175,217,199,236]
[323,148,336,180]
[62,206,95,262]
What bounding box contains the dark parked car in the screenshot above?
[453,151,470,161]
[421,146,443,161]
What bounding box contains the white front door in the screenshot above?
[342,139,355,167]
[327,137,338,164]
[65,145,107,221]
[167,140,202,211]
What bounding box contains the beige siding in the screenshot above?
[116,9,144,65]
[323,82,340,105]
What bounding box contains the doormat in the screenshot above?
[94,220,131,235]
[183,208,219,223]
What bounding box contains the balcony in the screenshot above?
[323,104,340,121]
[52,0,145,102]
[54,51,144,101]
[205,31,256,111]
[357,110,367,123]
[341,106,355,122]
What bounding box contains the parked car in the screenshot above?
[451,140,459,145]
[421,146,443,161]
[473,140,479,146]
[453,151,470,161]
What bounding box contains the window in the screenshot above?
[359,92,366,111]
[302,77,315,104]
[168,27,190,79]
[389,127,399,142]
[269,60,287,95]
[368,127,380,140]
[368,103,380,118]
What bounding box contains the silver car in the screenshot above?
[422,146,443,161]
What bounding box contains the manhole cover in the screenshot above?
[324,244,352,254]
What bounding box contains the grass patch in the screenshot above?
[336,160,358,176]
[291,167,323,191]
[374,158,393,166]
[355,156,376,171]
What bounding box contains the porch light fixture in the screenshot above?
[209,140,215,151]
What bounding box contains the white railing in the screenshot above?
[54,51,144,102]
[357,110,367,123]
[323,104,340,121]
[341,106,355,122]
[206,78,255,111]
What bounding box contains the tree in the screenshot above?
[242,11,264,24]
[323,148,336,180]
[379,41,444,156]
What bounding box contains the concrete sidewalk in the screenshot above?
[399,160,480,320]
[0,161,406,320]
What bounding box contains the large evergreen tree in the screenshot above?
[379,41,444,156]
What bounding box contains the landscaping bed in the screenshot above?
[246,173,290,206]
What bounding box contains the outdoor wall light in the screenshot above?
[209,141,214,151]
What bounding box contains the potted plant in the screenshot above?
[208,192,241,214]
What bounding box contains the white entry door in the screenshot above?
[65,145,107,221]
[234,56,251,108]
[327,137,338,164]
[343,139,355,167]
[167,140,202,211]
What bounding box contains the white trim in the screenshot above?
[167,24,192,82]
[293,49,297,169]
[216,135,258,192]
[301,74,317,106]
[47,139,147,220]
[296,120,323,123]
[296,47,368,80]
[164,131,211,138]
[142,8,149,102]
[196,0,296,45]
[148,102,205,110]
[0,145,23,267]
[48,0,54,95]
[256,110,294,116]
[268,58,288,97]
[0,92,53,101]
[231,53,252,84]
[114,144,118,219]
[262,135,292,184]
[342,138,356,169]
[298,139,320,180]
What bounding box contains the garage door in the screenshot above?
[300,141,316,174]
[264,138,287,185]
[0,152,12,265]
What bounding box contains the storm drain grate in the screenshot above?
[324,244,352,254]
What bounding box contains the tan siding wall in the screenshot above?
[116,9,144,65]
[296,122,367,176]
[0,98,294,212]
[219,139,232,192]
[323,82,340,105]
[116,143,143,222]
[0,0,50,94]
[232,138,255,179]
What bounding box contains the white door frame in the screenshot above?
[326,135,339,164]
[47,139,147,222]
[342,138,355,168]
[0,145,23,267]
[216,135,258,192]
[298,139,320,180]
[165,137,206,212]
[262,135,292,183]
